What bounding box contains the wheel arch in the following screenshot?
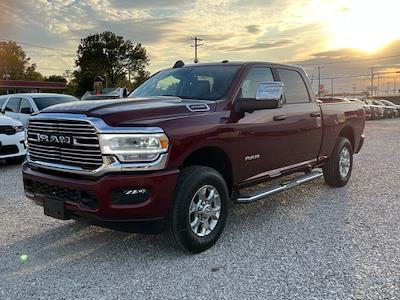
[181,146,233,194]
[338,126,355,151]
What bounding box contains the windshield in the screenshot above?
[129,65,241,101]
[33,96,77,110]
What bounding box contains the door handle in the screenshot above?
[310,111,321,117]
[273,115,287,121]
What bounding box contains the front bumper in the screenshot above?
[0,131,26,159]
[22,163,180,232]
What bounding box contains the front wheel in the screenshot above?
[168,166,228,253]
[323,137,353,187]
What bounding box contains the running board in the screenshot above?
[236,170,323,203]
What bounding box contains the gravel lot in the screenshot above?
[0,119,399,299]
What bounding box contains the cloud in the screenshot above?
[2,0,399,95]
[217,39,294,52]
[245,25,262,35]
[72,17,184,44]
[109,0,188,8]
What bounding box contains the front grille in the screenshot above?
[36,182,78,202]
[0,125,16,135]
[27,119,103,170]
[25,180,98,209]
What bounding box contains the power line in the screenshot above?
[320,70,400,80]
[298,54,400,67]
[0,38,75,54]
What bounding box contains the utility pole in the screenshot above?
[191,37,204,63]
[394,77,397,95]
[317,66,321,98]
[370,67,374,97]
[331,78,334,95]
[377,75,380,97]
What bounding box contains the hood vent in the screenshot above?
[186,104,210,112]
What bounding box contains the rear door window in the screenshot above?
[277,69,310,104]
[5,97,21,112]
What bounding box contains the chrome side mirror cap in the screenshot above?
[255,81,284,107]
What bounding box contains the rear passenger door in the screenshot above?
[276,68,323,166]
[4,97,22,122]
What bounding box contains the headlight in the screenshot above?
[99,133,169,163]
[13,125,24,132]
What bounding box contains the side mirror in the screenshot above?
[235,81,284,113]
[20,107,33,114]
[0,108,4,114]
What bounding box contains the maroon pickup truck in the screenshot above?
[23,61,365,253]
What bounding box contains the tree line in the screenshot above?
[0,31,150,96]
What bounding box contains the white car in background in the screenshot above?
[0,114,26,164]
[0,93,79,127]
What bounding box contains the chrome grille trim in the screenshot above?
[27,118,103,171]
[26,113,169,176]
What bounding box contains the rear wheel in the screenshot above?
[323,137,353,187]
[168,166,228,253]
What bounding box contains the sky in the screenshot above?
[1,0,400,94]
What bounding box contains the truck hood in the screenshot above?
[40,96,216,126]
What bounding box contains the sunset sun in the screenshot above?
[326,0,400,52]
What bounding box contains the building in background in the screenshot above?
[0,80,66,94]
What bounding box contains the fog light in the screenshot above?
[112,188,149,204]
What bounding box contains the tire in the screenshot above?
[5,155,26,165]
[168,166,228,253]
[323,137,353,187]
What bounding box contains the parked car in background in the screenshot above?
[378,99,400,117]
[371,100,398,118]
[0,93,79,127]
[320,97,373,119]
[318,97,350,104]
[81,87,128,101]
[347,98,372,119]
[0,113,26,164]
[363,100,384,119]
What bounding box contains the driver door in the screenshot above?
[237,66,291,183]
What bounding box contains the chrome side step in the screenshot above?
[236,170,323,203]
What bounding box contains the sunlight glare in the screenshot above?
[319,0,400,52]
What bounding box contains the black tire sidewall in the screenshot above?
[334,138,353,185]
[169,166,228,253]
